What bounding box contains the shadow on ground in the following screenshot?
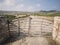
[1,31,27,45]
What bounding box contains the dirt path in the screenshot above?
[20,37,55,45]
[5,36,55,45]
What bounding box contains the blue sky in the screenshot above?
[0,0,60,12]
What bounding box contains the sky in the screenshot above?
[0,0,60,12]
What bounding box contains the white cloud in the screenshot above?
[15,4,25,11]
[26,6,35,12]
[14,5,35,12]
[36,4,41,7]
[20,0,24,1]
[19,4,24,7]
[0,0,40,12]
[0,0,16,7]
[0,0,16,11]
[4,0,15,6]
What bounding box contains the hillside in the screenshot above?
[0,10,60,16]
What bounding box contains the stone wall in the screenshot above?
[53,16,60,45]
[0,17,9,42]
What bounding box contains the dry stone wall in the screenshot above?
[53,16,60,45]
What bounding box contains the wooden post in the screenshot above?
[40,19,43,36]
[28,17,32,36]
[18,17,20,36]
[7,17,11,37]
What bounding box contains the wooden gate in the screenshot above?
[28,16,53,37]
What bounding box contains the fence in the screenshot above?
[9,16,53,37]
[8,16,30,37]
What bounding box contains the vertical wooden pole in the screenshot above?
[18,17,20,36]
[8,20,10,36]
[6,16,11,37]
[40,19,43,36]
[28,17,32,36]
